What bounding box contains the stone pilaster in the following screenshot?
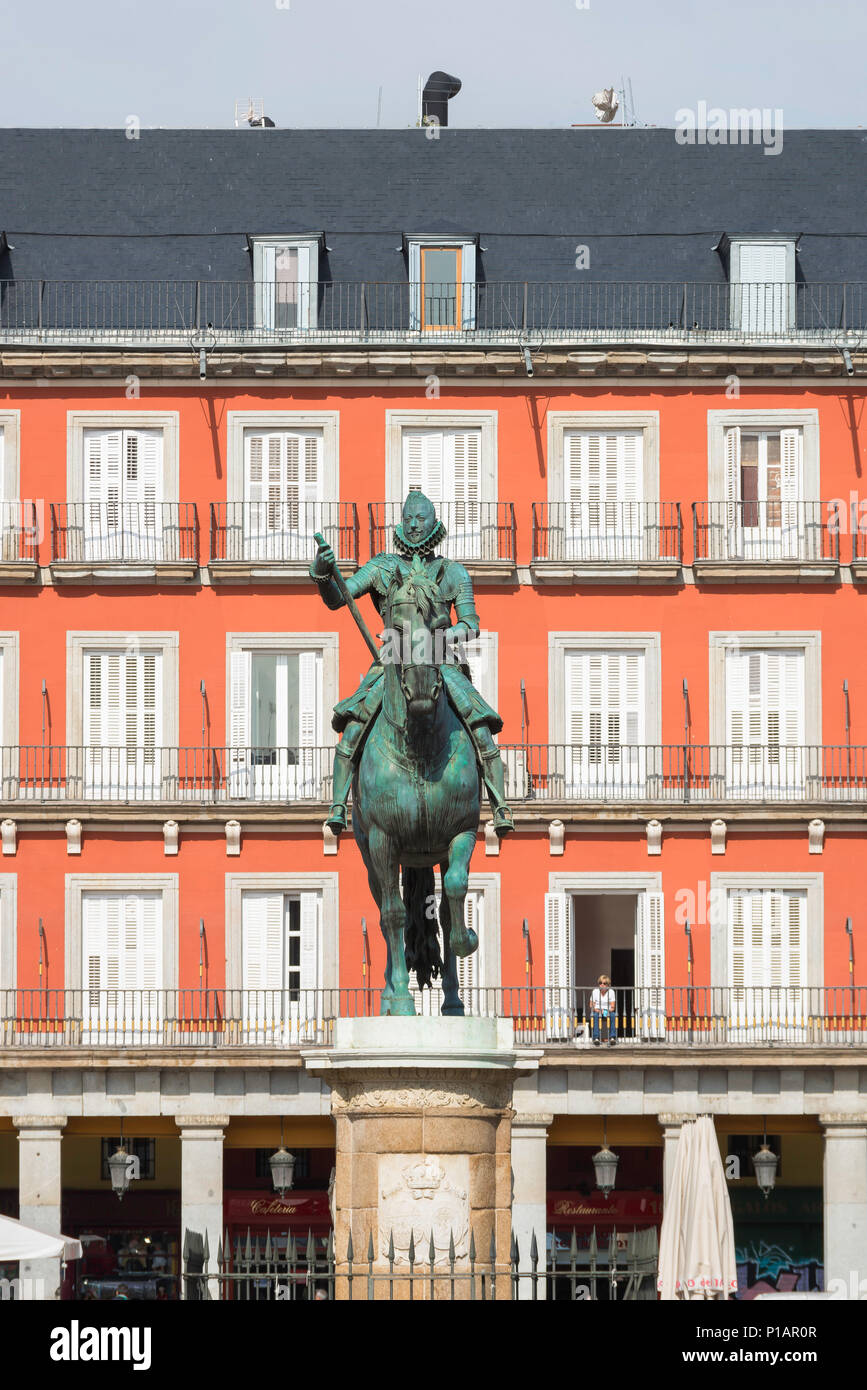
[14,1115,67,1301]
[176,1114,229,1299]
[511,1114,553,1299]
[820,1113,867,1295]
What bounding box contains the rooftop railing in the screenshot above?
[1,280,865,346]
[2,986,864,1048]
[532,502,682,564]
[2,744,866,805]
[693,501,840,564]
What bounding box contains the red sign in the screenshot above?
[547,1190,662,1226]
[224,1191,332,1226]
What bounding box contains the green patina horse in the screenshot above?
[352,566,481,1016]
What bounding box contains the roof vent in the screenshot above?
[421,71,461,128]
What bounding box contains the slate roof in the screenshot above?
[1,128,865,283]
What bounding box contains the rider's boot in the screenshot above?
[479,745,515,838]
[326,744,357,834]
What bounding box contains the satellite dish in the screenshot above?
[591,87,619,124]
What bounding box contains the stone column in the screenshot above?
[14,1115,67,1301]
[511,1114,553,1300]
[821,1113,867,1296]
[659,1114,694,1204]
[177,1115,229,1300]
[307,1017,536,1301]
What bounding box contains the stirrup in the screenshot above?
[492,805,514,837]
[326,803,348,833]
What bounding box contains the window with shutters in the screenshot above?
[81,427,165,561]
[0,874,17,1000]
[406,237,477,332]
[563,429,644,560]
[563,646,647,796]
[402,426,483,558]
[727,887,807,1036]
[82,890,163,1036]
[240,889,322,1041]
[242,426,324,559]
[84,647,163,798]
[226,635,335,802]
[729,239,796,335]
[0,414,21,559]
[252,239,319,331]
[723,426,804,559]
[725,646,806,795]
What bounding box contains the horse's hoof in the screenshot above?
[442,1001,465,1017]
[449,927,478,959]
[388,997,417,1017]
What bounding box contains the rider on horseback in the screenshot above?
[310,492,515,838]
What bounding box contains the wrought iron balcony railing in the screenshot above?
[1,986,864,1048]
[2,744,866,805]
[1,280,864,345]
[499,744,867,803]
[693,501,839,564]
[209,501,359,567]
[50,503,200,566]
[0,501,40,564]
[368,502,515,565]
[532,502,682,564]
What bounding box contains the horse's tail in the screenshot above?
[403,866,443,990]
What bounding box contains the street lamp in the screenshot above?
[592,1118,619,1200]
[752,1120,778,1199]
[107,1121,136,1202]
[269,1119,296,1197]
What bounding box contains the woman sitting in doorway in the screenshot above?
[590,975,617,1047]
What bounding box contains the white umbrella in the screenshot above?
[657,1116,737,1300]
[0,1213,82,1263]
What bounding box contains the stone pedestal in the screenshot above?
[306,1017,536,1301]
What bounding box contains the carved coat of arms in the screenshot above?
[378,1155,470,1265]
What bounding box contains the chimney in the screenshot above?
[422,71,462,127]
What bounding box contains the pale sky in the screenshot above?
[0,0,864,130]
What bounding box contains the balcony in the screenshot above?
[2,280,865,349]
[368,502,516,578]
[531,502,682,583]
[0,501,40,582]
[209,502,359,582]
[692,501,839,581]
[50,503,199,582]
[3,745,334,807]
[1,986,863,1049]
[851,517,867,581]
[500,744,867,808]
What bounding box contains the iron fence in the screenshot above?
[2,280,865,345]
[209,501,359,566]
[0,501,40,563]
[50,502,199,565]
[499,743,867,803]
[368,501,515,565]
[2,986,865,1048]
[693,501,839,564]
[532,501,682,564]
[181,1224,657,1300]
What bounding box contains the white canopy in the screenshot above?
[0,1213,82,1263]
[657,1115,738,1300]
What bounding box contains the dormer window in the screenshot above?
[728,238,796,335]
[406,236,477,331]
[251,237,321,331]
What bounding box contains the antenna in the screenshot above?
[376,86,383,128]
[234,98,275,128]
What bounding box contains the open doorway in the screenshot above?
[572,894,637,1040]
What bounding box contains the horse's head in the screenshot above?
[384,568,444,724]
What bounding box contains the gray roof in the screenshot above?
[1,128,866,283]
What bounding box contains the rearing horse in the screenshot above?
[352,568,481,1016]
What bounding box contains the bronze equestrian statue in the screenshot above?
[310,492,513,1015]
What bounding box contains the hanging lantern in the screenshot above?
[752,1142,778,1198]
[107,1131,136,1202]
[592,1119,619,1199]
[269,1147,296,1197]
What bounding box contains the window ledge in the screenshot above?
[208,559,358,584]
[693,559,839,584]
[849,561,867,583]
[530,560,682,586]
[0,560,38,584]
[50,560,199,584]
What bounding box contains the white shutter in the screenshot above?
[230,648,252,749]
[636,890,665,1038]
[738,243,787,284]
[257,243,277,331]
[83,429,123,560]
[544,891,574,1038]
[460,242,476,330]
[296,650,321,797]
[564,648,645,792]
[729,888,806,1035]
[456,890,484,999]
[83,891,161,1030]
[241,891,285,1038]
[408,242,422,329]
[403,429,444,501]
[450,429,481,553]
[780,428,802,554]
[296,244,313,329]
[463,631,496,711]
[724,425,741,554]
[299,891,320,995]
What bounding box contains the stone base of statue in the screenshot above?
[305,1018,527,1300]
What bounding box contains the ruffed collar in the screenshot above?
[393,518,447,557]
